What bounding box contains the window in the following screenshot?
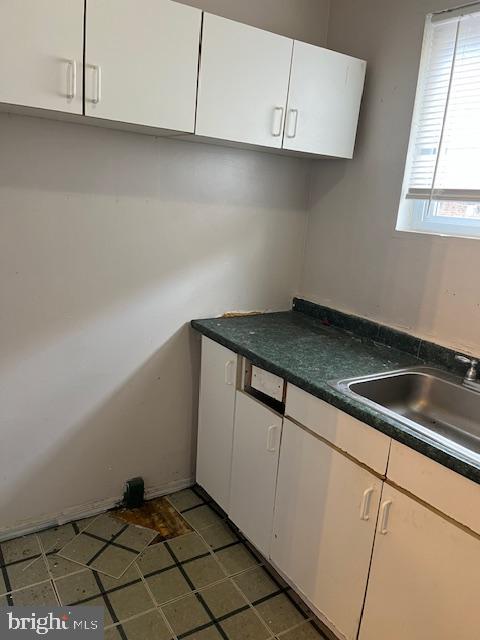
[397,4,480,238]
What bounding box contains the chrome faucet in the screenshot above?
[455,355,480,390]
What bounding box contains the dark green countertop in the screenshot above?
[191,310,480,485]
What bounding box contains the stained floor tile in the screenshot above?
[115,496,192,542]
[0,486,319,639]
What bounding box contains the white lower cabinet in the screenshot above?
[196,337,237,512]
[229,392,283,556]
[359,485,480,640]
[271,419,383,640]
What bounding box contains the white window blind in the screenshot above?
[398,4,480,237]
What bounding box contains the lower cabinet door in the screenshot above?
[271,419,382,640]
[359,485,480,640]
[196,337,237,512]
[229,392,283,556]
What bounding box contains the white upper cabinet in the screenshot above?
[85,0,201,132]
[196,14,293,148]
[283,41,366,157]
[359,485,480,640]
[0,0,84,114]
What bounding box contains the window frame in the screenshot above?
[397,7,480,240]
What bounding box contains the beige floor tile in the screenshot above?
[233,567,280,603]
[167,488,204,512]
[167,532,210,562]
[87,514,125,540]
[215,544,260,576]
[255,593,308,635]
[114,524,156,552]
[55,569,100,605]
[183,555,226,589]
[145,567,191,605]
[183,505,224,531]
[2,555,50,593]
[46,552,86,579]
[11,581,58,606]
[198,579,246,618]
[162,592,211,637]
[107,580,153,622]
[106,611,172,640]
[57,534,105,566]
[1,534,41,564]
[137,543,173,576]
[89,545,136,577]
[220,609,271,640]
[201,522,240,551]
[278,621,327,639]
[87,596,113,627]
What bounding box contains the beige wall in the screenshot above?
[0,113,310,532]
[301,0,480,355]
[177,0,330,45]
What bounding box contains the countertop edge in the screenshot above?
[191,319,480,486]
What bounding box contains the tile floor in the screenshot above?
[0,486,327,640]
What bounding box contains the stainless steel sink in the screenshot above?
[331,367,480,464]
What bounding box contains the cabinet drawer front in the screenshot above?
[388,441,480,535]
[286,385,390,475]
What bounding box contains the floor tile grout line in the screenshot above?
[163,540,229,640]
[82,530,141,555]
[228,572,277,639]
[92,571,127,640]
[0,541,13,596]
[133,562,179,640]
[35,533,61,606]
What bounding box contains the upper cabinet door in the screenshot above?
[85,0,201,132]
[196,14,293,148]
[283,41,366,158]
[0,0,83,113]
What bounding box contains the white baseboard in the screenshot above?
[0,476,194,542]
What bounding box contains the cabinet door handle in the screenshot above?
[271,107,284,137]
[286,108,298,138]
[224,360,235,385]
[360,487,374,521]
[89,64,102,104]
[378,500,393,534]
[66,60,76,100]
[266,425,279,452]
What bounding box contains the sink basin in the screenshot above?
[331,367,480,464]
